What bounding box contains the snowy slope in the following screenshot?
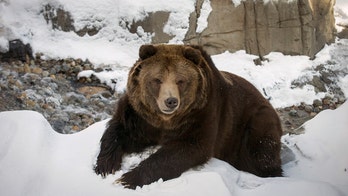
[0,102,347,196]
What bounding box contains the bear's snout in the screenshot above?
[159,96,180,115]
[165,97,178,109]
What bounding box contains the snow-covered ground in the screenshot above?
[1,0,348,195]
[0,102,347,196]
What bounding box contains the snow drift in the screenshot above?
[0,102,347,196]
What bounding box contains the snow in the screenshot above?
[213,51,328,107]
[77,68,129,93]
[1,0,348,195]
[0,0,195,65]
[283,102,348,194]
[196,0,212,33]
[1,0,348,107]
[336,0,348,32]
[0,102,347,196]
[231,0,242,7]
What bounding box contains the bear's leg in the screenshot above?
[245,107,283,177]
[95,119,157,177]
[95,102,158,177]
[94,121,125,177]
[248,136,283,177]
[95,95,147,176]
[116,140,210,189]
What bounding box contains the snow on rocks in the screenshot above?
[282,101,348,194]
[0,57,117,133]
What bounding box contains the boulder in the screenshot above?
[0,39,33,62]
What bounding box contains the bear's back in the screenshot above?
[220,71,269,106]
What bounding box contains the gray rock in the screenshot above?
[304,105,313,113]
[51,119,67,133]
[313,107,321,113]
[42,71,50,77]
[310,75,327,93]
[289,109,298,117]
[281,144,296,165]
[338,96,346,103]
[313,99,323,107]
[0,39,33,62]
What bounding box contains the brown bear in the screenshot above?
[94,44,283,189]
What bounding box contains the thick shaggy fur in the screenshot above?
[94,44,283,189]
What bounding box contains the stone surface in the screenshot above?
[0,39,33,62]
[129,11,174,44]
[42,4,100,36]
[184,0,336,58]
[42,4,75,32]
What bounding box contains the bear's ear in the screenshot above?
[183,46,201,65]
[139,44,157,60]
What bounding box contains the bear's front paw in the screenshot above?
[94,157,122,177]
[115,169,154,189]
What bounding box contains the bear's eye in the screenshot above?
[153,78,162,84]
[176,80,185,85]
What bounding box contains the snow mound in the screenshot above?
[1,102,347,195]
[283,101,348,194]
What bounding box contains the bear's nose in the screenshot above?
[165,97,178,109]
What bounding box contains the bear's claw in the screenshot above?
[114,176,137,190]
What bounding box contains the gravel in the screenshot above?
[0,56,118,134]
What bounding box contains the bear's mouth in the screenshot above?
[161,109,177,115]
[157,96,180,115]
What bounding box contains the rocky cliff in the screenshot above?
[17,0,337,58]
[185,0,336,58]
[122,0,336,58]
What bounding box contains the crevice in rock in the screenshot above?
[184,0,205,45]
[274,1,281,28]
[297,0,306,57]
[253,1,264,60]
[242,1,249,55]
[197,29,245,38]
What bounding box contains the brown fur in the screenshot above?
[94,44,283,189]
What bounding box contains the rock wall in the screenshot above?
[185,0,336,58]
[43,0,336,58]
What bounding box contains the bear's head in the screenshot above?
[127,44,210,129]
